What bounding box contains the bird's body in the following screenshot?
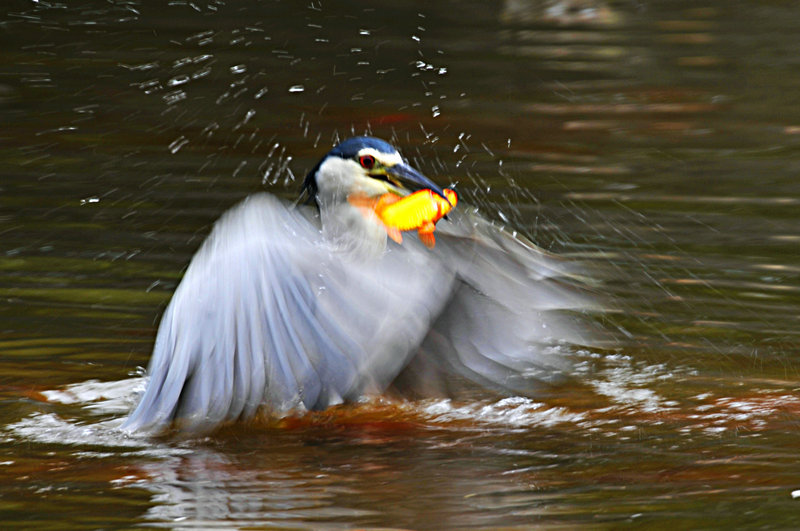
[123,137,595,435]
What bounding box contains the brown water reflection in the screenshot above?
[3,0,800,528]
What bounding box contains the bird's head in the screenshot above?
[302,136,447,207]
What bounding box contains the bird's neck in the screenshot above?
[318,199,389,257]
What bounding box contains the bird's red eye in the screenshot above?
[359,155,376,169]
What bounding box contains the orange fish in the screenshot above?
[349,188,457,248]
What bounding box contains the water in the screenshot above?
[3,0,800,528]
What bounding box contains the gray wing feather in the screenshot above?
[124,194,597,434]
[123,194,453,434]
[392,207,598,398]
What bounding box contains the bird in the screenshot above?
[122,136,596,435]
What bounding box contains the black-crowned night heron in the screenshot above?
[123,136,594,435]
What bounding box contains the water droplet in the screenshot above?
[173,57,193,69]
[168,136,189,154]
[167,75,189,87]
[431,105,440,118]
[288,85,305,93]
[191,67,211,80]
[232,160,247,177]
[163,90,186,105]
[230,64,247,74]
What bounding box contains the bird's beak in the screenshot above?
[387,162,449,201]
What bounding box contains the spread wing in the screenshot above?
[123,193,453,434]
[123,194,598,435]
[390,207,599,398]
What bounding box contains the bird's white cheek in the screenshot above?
[315,157,358,202]
[351,174,394,196]
[315,157,392,203]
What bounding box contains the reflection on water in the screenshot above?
[3,0,800,528]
